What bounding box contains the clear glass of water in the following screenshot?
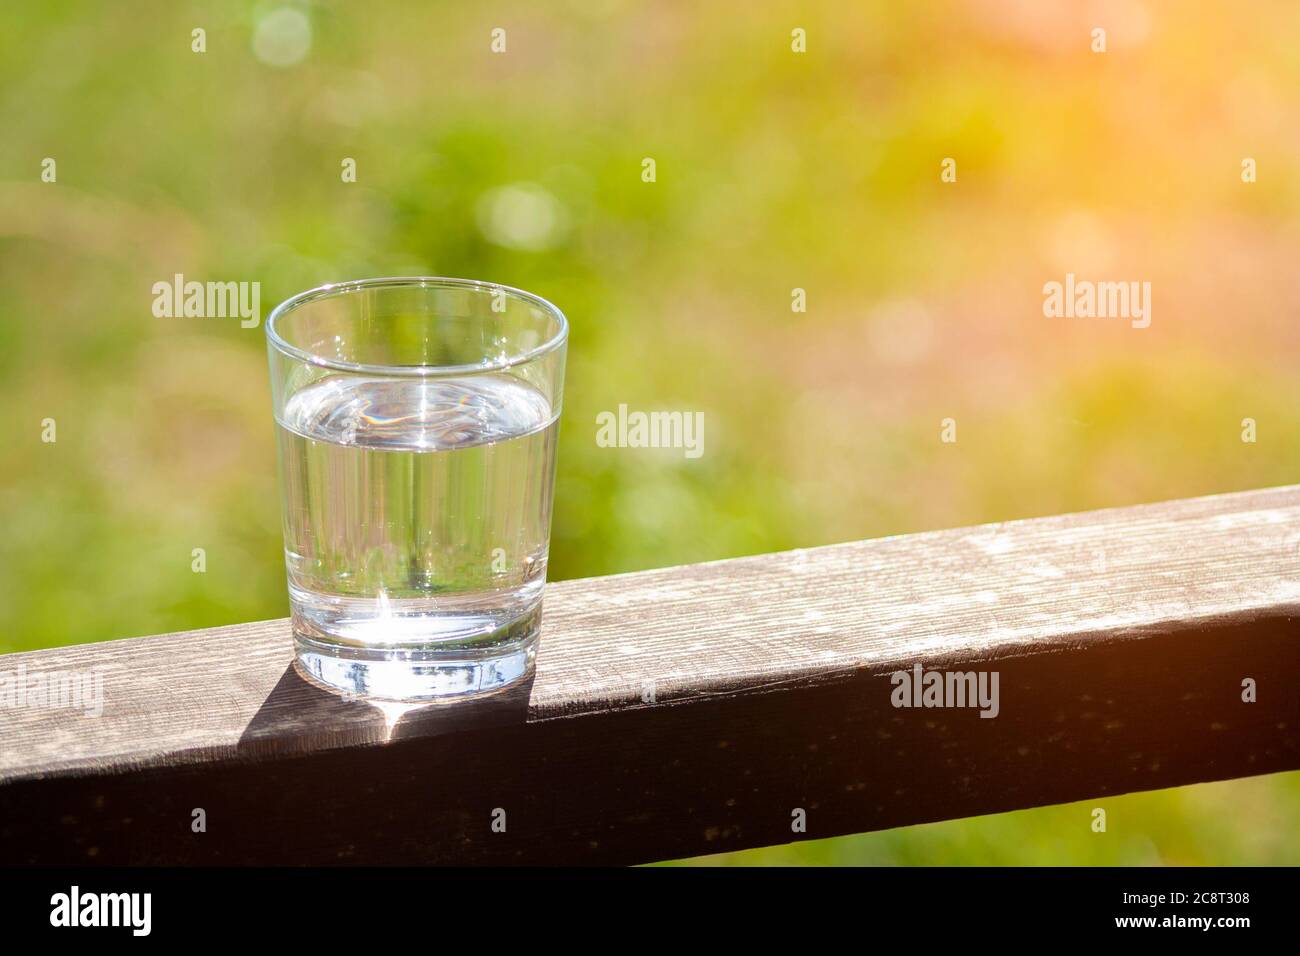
[265,278,567,701]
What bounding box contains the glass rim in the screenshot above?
[265,276,569,377]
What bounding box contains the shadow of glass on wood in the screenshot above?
[236,664,535,760]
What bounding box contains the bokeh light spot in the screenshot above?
[476,183,569,251]
[253,8,312,68]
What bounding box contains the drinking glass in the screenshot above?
[265,278,567,701]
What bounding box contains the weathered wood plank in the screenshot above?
[2,485,1299,864]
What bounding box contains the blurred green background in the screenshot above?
[1,0,1297,864]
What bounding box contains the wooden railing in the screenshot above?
[2,485,1299,865]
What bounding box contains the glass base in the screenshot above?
[286,581,543,702]
[293,631,538,702]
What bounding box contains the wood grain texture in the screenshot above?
[2,484,1299,864]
